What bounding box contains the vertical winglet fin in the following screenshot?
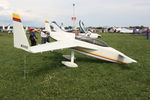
[12,13,30,52]
[45,20,51,33]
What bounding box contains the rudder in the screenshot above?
[12,13,30,52]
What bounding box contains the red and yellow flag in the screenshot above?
[12,13,21,22]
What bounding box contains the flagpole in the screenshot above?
[73,3,75,30]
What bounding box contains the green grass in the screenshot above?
[0,32,150,100]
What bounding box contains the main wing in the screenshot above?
[30,40,97,53]
[30,41,77,53]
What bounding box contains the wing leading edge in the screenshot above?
[29,40,97,53]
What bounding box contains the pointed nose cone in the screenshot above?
[132,59,137,63]
[118,53,137,64]
[130,59,137,63]
[125,57,137,63]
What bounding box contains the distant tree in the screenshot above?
[0,26,2,30]
[88,26,93,29]
[65,26,73,30]
[96,27,103,29]
[129,25,148,29]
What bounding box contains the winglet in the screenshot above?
[45,19,51,33]
[12,13,30,52]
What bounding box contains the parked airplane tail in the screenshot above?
[79,20,87,33]
[2,25,5,30]
[51,21,64,32]
[12,13,30,52]
[7,24,10,31]
[45,20,51,33]
[60,23,65,31]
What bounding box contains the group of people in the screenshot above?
[29,28,50,46]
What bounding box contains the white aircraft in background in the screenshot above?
[13,13,136,68]
[54,21,101,39]
[7,24,13,33]
[113,27,133,33]
[1,25,7,32]
[2,25,5,31]
[60,23,65,31]
[1,24,13,33]
[79,20,101,38]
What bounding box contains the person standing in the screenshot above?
[46,31,50,43]
[146,28,149,40]
[29,29,37,46]
[41,29,48,44]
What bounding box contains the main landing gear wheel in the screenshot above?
[61,50,78,68]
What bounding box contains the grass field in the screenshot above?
[0,32,150,100]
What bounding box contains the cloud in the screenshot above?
[0,0,43,26]
[0,0,150,27]
[134,0,150,7]
[0,0,12,16]
[0,7,4,11]
[0,0,10,9]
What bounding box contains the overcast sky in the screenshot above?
[0,0,150,27]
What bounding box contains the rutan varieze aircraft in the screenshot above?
[12,13,136,68]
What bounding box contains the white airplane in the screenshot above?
[79,20,101,38]
[2,25,5,31]
[1,25,7,32]
[113,27,133,33]
[52,21,101,39]
[60,23,65,31]
[1,24,13,33]
[7,24,13,33]
[13,13,136,68]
